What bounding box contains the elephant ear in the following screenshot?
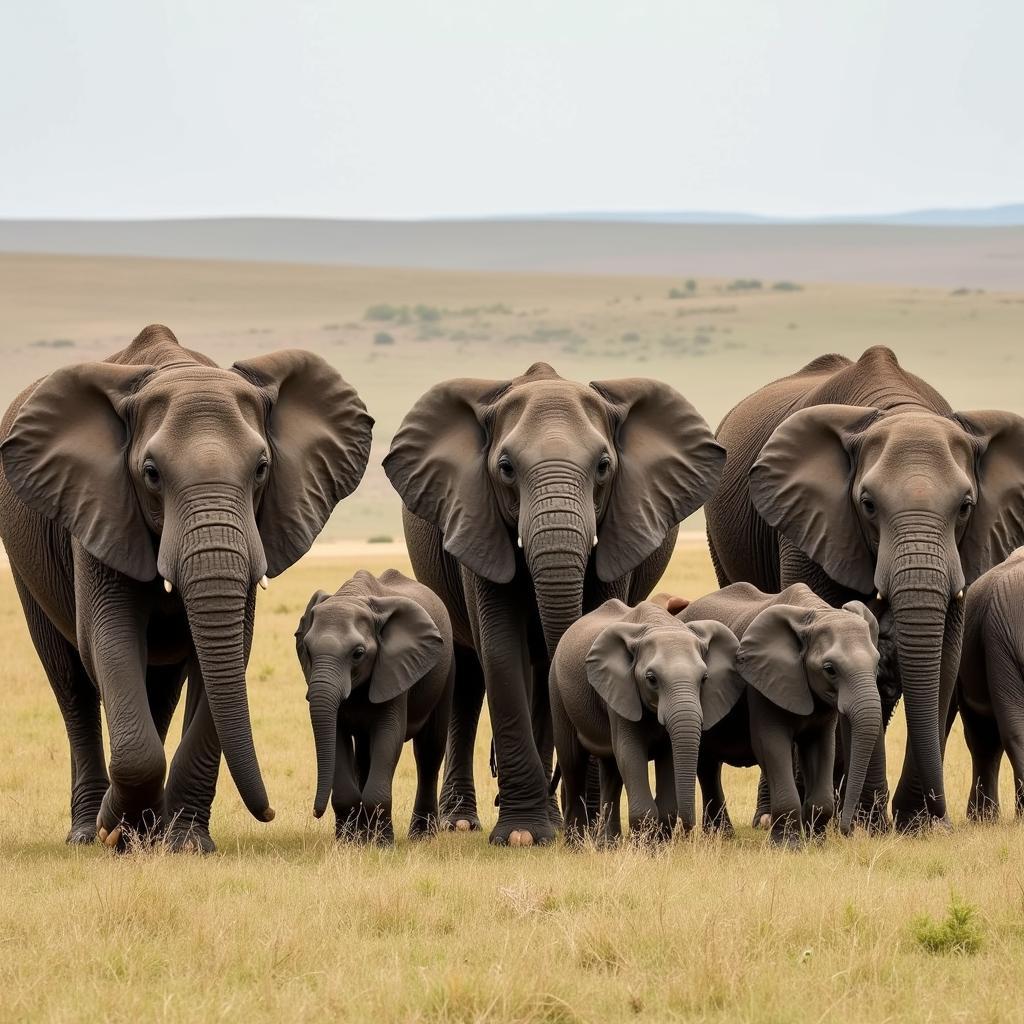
[590,378,726,582]
[735,604,814,716]
[369,595,444,704]
[750,404,882,594]
[295,590,331,676]
[685,620,745,729]
[1,361,157,580]
[954,410,1024,584]
[233,351,373,578]
[842,600,879,649]
[585,620,646,722]
[383,377,515,584]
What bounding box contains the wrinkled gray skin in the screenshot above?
[680,583,882,844]
[550,599,742,844]
[295,570,453,844]
[955,548,1024,820]
[705,346,1024,830]
[0,325,372,850]
[385,363,724,846]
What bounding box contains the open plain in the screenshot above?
[2,246,1024,1021]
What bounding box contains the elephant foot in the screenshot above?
[359,807,395,846]
[163,823,216,854]
[96,790,162,852]
[489,813,555,847]
[409,810,441,840]
[439,790,482,833]
[769,829,803,850]
[66,821,99,845]
[753,813,771,830]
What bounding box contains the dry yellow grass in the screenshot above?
[4,544,1024,1023]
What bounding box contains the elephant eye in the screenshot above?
[352,645,366,662]
[701,672,709,685]
[822,661,837,678]
[497,454,516,483]
[142,460,161,490]
[859,494,876,517]
[959,495,974,517]
[596,453,612,480]
[254,457,270,484]
[645,670,658,688]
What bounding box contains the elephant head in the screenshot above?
[1,325,373,822]
[295,577,444,817]
[749,397,1024,823]
[585,603,743,832]
[383,363,724,655]
[736,599,881,835]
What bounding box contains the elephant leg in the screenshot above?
[332,730,362,841]
[754,724,802,847]
[164,664,220,853]
[751,770,772,828]
[583,755,602,825]
[980,634,1024,819]
[598,757,623,844]
[359,701,405,846]
[797,730,836,837]
[698,753,732,835]
[12,571,107,844]
[439,644,485,832]
[410,695,449,839]
[961,702,1002,821]
[531,660,561,829]
[354,733,371,791]
[549,675,587,843]
[611,722,659,843]
[468,578,553,847]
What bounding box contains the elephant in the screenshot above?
[955,548,1024,820]
[549,598,742,844]
[295,569,453,843]
[679,583,882,843]
[384,362,725,845]
[704,346,1024,829]
[0,324,372,850]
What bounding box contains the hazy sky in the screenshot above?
[2,1,1021,219]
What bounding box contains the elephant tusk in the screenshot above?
[592,535,599,548]
[517,536,523,549]
[163,579,173,593]
[875,591,883,602]
[258,575,269,591]
[956,589,964,601]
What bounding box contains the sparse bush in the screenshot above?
[772,280,803,291]
[950,287,971,296]
[621,331,640,343]
[30,338,75,348]
[414,304,442,322]
[726,279,763,291]
[367,534,394,544]
[373,332,395,346]
[365,304,400,321]
[913,895,982,955]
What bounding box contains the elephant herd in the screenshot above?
[4,324,1024,852]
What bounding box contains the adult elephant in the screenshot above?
[384,362,724,845]
[705,346,1024,828]
[0,324,372,850]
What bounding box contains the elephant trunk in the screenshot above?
[839,673,883,835]
[177,499,273,823]
[881,514,957,825]
[521,462,594,657]
[662,698,703,834]
[308,659,351,818]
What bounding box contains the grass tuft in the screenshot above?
[913,894,983,955]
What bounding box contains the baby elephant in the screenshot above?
[957,548,1024,820]
[295,569,453,843]
[679,583,882,843]
[550,599,744,843]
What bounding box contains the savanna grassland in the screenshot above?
[2,250,1024,1022]
[4,544,1024,1024]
